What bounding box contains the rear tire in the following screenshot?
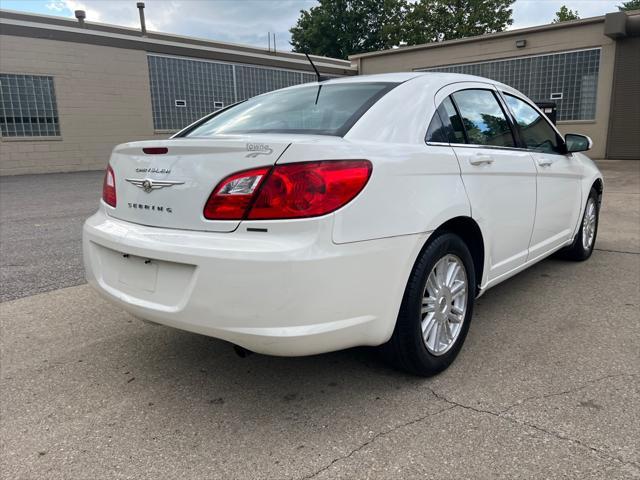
[381,232,476,377]
[558,187,599,261]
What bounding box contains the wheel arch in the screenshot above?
[432,216,485,292]
[592,177,604,206]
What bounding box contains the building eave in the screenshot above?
[0,9,356,76]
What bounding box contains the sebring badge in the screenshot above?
[125,178,184,193]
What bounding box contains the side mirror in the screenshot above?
[565,133,592,153]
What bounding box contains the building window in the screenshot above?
[419,48,601,121]
[0,74,60,137]
[148,55,320,131]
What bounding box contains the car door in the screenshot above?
[433,84,537,282]
[501,93,583,259]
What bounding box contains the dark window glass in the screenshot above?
[185,82,395,137]
[426,98,465,144]
[442,97,466,143]
[451,89,515,147]
[504,94,564,154]
[426,110,447,143]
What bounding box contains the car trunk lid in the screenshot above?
[107,136,291,232]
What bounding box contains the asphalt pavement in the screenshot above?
[1,161,639,479]
[0,171,103,302]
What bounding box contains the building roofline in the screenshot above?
[0,9,355,75]
[349,14,608,60]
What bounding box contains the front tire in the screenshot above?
[559,187,599,261]
[382,233,476,376]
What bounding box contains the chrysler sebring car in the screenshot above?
[83,72,602,376]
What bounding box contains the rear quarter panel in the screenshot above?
[278,141,469,244]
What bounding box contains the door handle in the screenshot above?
[469,154,494,166]
[537,159,553,167]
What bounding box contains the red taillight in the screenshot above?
[203,166,270,220]
[249,161,372,219]
[203,160,371,220]
[102,164,117,207]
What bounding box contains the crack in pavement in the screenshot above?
[300,374,639,479]
[595,248,640,255]
[499,373,639,414]
[428,375,640,472]
[300,403,457,480]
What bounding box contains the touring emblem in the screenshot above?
[125,178,184,193]
[245,143,273,158]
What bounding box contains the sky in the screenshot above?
[1,0,624,51]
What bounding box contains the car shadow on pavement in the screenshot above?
[94,253,599,412]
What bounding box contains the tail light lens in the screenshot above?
[203,167,270,220]
[203,160,371,220]
[102,164,117,207]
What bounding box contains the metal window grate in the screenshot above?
[148,55,321,131]
[419,48,601,121]
[0,74,60,137]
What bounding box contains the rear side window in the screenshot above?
[426,97,465,144]
[184,82,396,137]
[504,94,564,154]
[451,89,515,148]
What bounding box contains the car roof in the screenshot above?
[325,72,509,91]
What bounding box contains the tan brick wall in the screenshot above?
[0,36,156,175]
[356,22,616,159]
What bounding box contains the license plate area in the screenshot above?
[91,242,196,308]
[118,254,159,292]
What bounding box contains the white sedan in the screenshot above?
[83,73,602,376]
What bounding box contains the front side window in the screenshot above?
[504,94,564,154]
[451,89,515,148]
[184,82,396,137]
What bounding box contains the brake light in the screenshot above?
[143,147,168,155]
[102,164,117,207]
[203,160,371,220]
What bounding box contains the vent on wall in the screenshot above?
[550,92,563,100]
[214,101,224,109]
[175,99,187,107]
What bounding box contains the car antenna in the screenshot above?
[304,52,327,105]
[305,52,328,83]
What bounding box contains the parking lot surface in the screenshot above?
[1,161,639,479]
[0,171,102,302]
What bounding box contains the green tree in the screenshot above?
[289,0,407,59]
[618,0,640,10]
[290,0,516,58]
[552,5,580,23]
[403,0,515,45]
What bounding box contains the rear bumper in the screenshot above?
[83,209,427,356]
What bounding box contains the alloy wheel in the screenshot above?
[421,254,468,356]
[582,197,597,250]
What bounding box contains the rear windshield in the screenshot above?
[183,82,396,137]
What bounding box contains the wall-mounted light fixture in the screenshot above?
[515,39,527,48]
